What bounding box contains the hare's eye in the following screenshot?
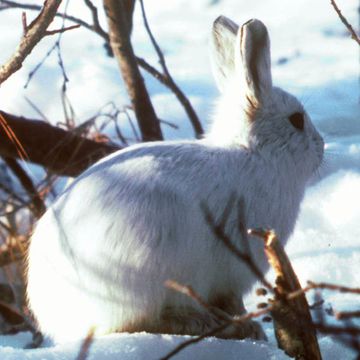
[288,112,304,130]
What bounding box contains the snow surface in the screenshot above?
[0,0,359,358]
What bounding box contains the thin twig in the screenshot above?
[76,327,95,360]
[315,322,360,336]
[163,276,270,359]
[138,0,171,78]
[286,281,360,302]
[2,157,46,217]
[45,24,81,36]
[24,97,49,121]
[158,118,179,130]
[0,112,29,161]
[83,0,108,40]
[159,322,230,360]
[159,305,271,360]
[24,41,57,88]
[0,220,12,233]
[336,310,360,320]
[201,202,273,291]
[111,115,128,145]
[165,280,232,322]
[0,181,27,207]
[307,281,360,294]
[123,106,141,141]
[21,11,27,33]
[138,0,204,138]
[165,280,211,311]
[330,0,360,45]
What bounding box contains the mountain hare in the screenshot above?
[26,17,324,342]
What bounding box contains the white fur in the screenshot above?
[26,18,324,342]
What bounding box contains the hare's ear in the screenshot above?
[210,16,239,92]
[236,19,272,107]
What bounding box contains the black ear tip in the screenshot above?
[213,15,238,34]
[243,18,255,26]
[241,19,267,36]
[214,15,226,24]
[213,15,228,29]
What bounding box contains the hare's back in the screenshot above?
[64,141,249,207]
[37,141,249,279]
[47,141,249,248]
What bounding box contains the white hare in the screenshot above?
[26,17,324,342]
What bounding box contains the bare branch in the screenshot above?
[138,0,204,138]
[286,281,360,304]
[2,157,46,217]
[103,0,163,142]
[330,0,360,45]
[0,0,63,84]
[1,1,204,138]
[0,111,120,177]
[336,310,360,320]
[158,118,179,130]
[45,23,81,36]
[307,281,360,294]
[315,322,360,336]
[83,0,108,40]
[138,0,172,81]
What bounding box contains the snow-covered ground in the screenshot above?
[0,0,359,358]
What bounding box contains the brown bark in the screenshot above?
[260,230,322,360]
[103,0,163,142]
[0,111,120,177]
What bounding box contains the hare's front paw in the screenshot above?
[226,319,267,340]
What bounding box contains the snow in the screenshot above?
[0,329,355,360]
[0,0,359,358]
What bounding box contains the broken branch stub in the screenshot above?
[250,229,322,360]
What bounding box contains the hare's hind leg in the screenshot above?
[158,306,223,336]
[123,306,223,336]
[130,293,266,340]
